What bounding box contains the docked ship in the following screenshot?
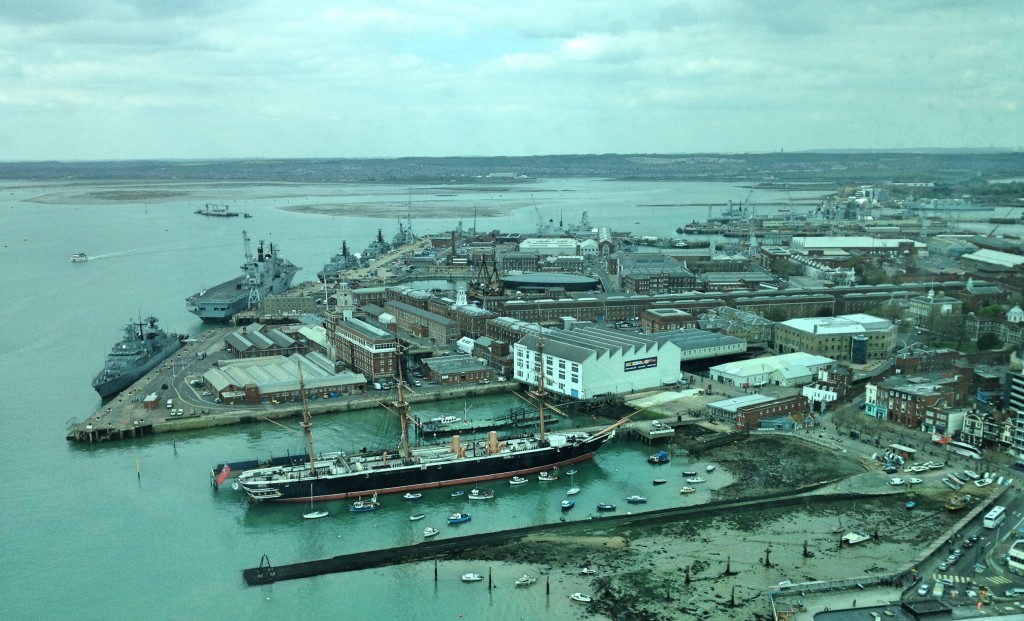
[234,347,625,504]
[414,404,560,437]
[319,240,361,282]
[92,316,185,399]
[186,231,299,322]
[194,203,250,218]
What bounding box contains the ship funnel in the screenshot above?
[450,435,463,457]
[487,431,499,454]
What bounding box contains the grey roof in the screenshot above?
[519,324,664,363]
[423,354,488,374]
[649,328,746,352]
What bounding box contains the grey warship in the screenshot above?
[92,316,184,399]
[186,231,300,322]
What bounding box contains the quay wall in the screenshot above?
[243,483,866,585]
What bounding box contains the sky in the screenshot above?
[0,0,1022,161]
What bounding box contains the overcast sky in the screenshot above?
[1,1,1021,161]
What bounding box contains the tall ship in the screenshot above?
[186,231,300,322]
[231,345,624,504]
[92,316,185,399]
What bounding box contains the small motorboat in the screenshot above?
[447,512,472,524]
[423,526,440,537]
[403,492,422,500]
[570,592,593,603]
[906,501,916,510]
[561,499,575,510]
[510,476,528,485]
[626,495,648,504]
[682,470,698,476]
[706,464,716,473]
[350,493,380,512]
[566,486,581,496]
[653,479,667,486]
[515,574,537,587]
[680,486,696,494]
[462,573,484,582]
[538,471,558,481]
[451,490,465,497]
[303,509,328,520]
[596,503,616,511]
[686,476,706,484]
[410,513,426,521]
[70,252,89,262]
[648,451,670,465]
[468,488,494,500]
[580,567,596,575]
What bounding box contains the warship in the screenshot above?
[319,240,360,282]
[186,231,299,322]
[232,344,626,504]
[92,316,185,399]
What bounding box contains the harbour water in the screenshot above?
[0,177,859,620]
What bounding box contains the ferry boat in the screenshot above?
[70,252,88,262]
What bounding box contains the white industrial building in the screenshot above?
[709,352,834,388]
[517,237,580,256]
[513,325,681,399]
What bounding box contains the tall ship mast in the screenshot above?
[186,230,300,322]
[235,336,623,504]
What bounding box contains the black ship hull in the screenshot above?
[242,433,612,503]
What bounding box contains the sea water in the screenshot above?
[1,177,794,620]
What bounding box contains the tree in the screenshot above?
[978,304,1005,317]
[762,307,789,322]
[977,332,1003,351]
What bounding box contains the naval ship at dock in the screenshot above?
[186,231,300,322]
[92,316,185,399]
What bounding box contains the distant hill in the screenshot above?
[1,151,1022,184]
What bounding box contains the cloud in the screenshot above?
[0,0,1021,159]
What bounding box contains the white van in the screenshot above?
[166,398,174,409]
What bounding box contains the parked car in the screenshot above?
[938,561,950,571]
[1004,587,1024,597]
[917,583,930,596]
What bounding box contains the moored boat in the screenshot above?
[468,488,494,500]
[566,486,581,496]
[538,470,559,481]
[561,499,574,510]
[451,490,464,497]
[509,476,529,486]
[648,451,670,465]
[186,231,299,322]
[570,592,593,603]
[906,501,916,510]
[653,479,667,486]
[596,503,616,511]
[841,531,870,545]
[680,486,696,494]
[235,342,624,504]
[409,513,425,521]
[92,316,185,399]
[706,464,716,472]
[350,493,379,512]
[423,526,439,537]
[515,574,537,587]
[686,476,706,484]
[682,470,698,476]
[462,573,484,582]
[403,492,422,500]
[626,495,647,504]
[447,512,471,524]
